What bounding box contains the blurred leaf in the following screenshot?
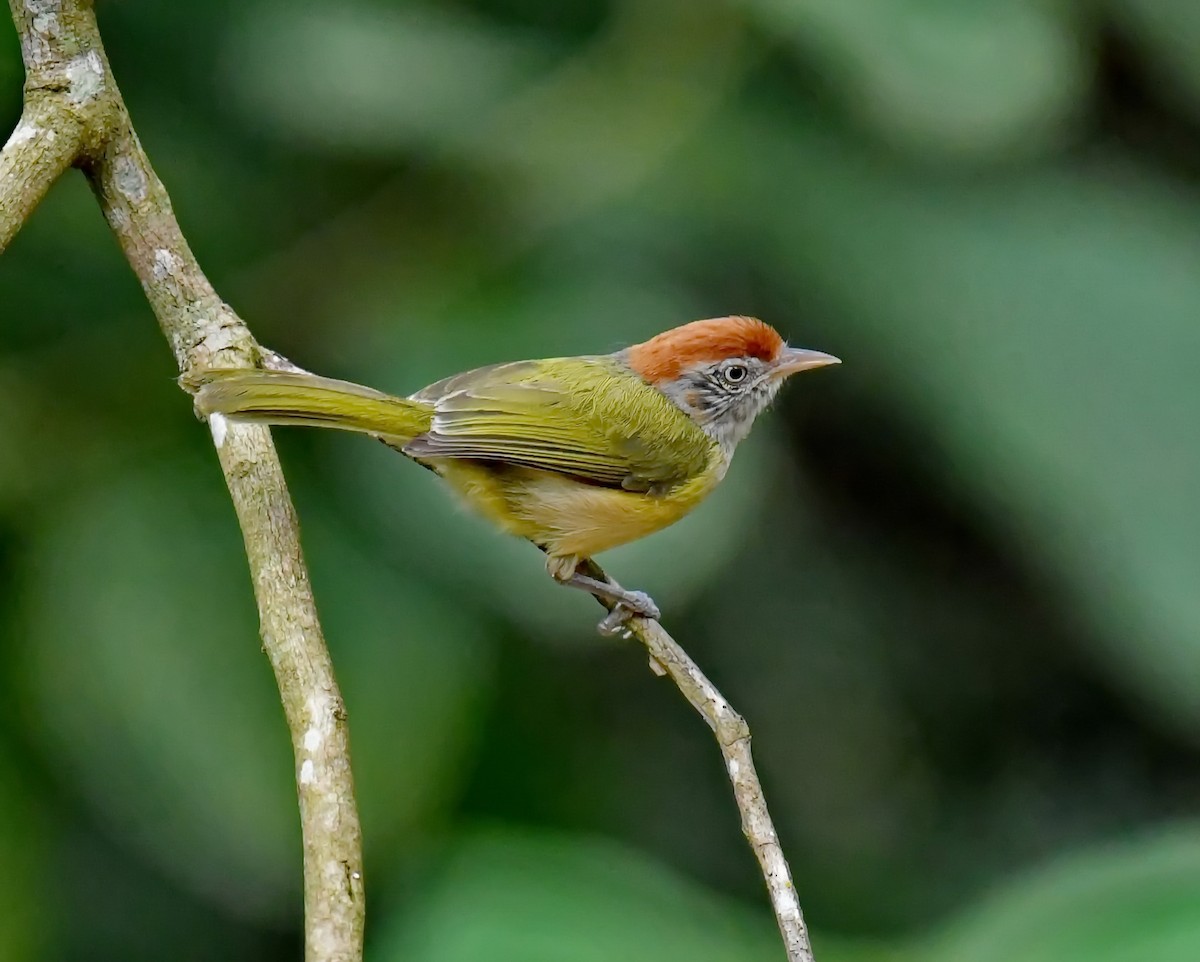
[0,173,137,353]
[224,5,551,155]
[468,0,749,226]
[681,116,1200,736]
[19,454,296,921]
[18,450,492,920]
[928,823,1200,962]
[0,753,43,961]
[375,826,782,962]
[1112,0,1200,117]
[0,351,139,514]
[1,15,19,94]
[0,366,55,509]
[821,943,918,962]
[226,1,748,228]
[739,0,1087,159]
[297,498,495,868]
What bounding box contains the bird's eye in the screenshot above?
[722,364,748,385]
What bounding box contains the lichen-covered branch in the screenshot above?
[0,99,78,250]
[2,3,364,959]
[581,559,816,962]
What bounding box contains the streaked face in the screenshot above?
[659,356,783,456]
[657,346,839,457]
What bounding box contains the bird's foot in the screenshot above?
[552,564,661,635]
[596,590,660,637]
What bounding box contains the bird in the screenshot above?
[189,316,838,632]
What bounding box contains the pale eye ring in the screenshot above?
[722,363,748,385]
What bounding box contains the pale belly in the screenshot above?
[431,460,720,560]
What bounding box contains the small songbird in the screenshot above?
[191,316,838,631]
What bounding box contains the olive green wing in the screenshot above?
[402,358,715,491]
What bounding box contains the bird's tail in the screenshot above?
[189,369,432,443]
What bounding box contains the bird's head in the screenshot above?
[625,316,839,456]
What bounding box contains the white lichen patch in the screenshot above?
[196,322,241,360]
[773,891,802,923]
[295,692,338,791]
[152,248,179,280]
[727,758,740,779]
[5,122,39,150]
[208,412,228,449]
[112,154,147,203]
[25,0,61,17]
[66,50,105,105]
[32,11,59,38]
[23,0,60,66]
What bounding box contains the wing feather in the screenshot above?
[402,357,714,491]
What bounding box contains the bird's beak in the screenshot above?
[771,347,841,379]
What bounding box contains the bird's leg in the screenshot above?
[544,553,661,633]
[567,572,661,621]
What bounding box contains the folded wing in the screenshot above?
[403,358,715,493]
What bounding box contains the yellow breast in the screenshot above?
[432,454,725,562]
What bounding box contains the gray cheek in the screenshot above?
[662,376,705,417]
[705,403,755,458]
[722,385,779,447]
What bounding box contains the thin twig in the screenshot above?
[2,3,364,959]
[581,559,815,962]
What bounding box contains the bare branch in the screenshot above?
[2,3,364,959]
[581,559,815,962]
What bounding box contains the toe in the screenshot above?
[625,591,660,620]
[597,607,631,636]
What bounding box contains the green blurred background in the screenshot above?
[4,1,1200,959]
